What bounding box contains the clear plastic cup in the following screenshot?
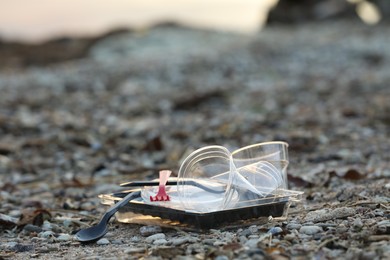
[177,146,237,212]
[231,141,289,195]
[176,141,289,212]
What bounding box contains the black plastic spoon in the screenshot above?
[75,191,141,242]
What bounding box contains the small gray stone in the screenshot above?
[130,236,142,242]
[124,248,146,254]
[299,226,323,235]
[286,223,302,230]
[153,238,168,245]
[284,234,296,241]
[145,233,165,243]
[111,239,123,245]
[213,241,227,247]
[39,231,55,239]
[57,234,72,242]
[140,225,162,237]
[215,256,229,260]
[37,246,50,253]
[376,220,390,234]
[1,242,17,250]
[248,225,258,234]
[171,237,189,246]
[353,218,363,229]
[23,224,42,233]
[268,227,283,235]
[239,235,248,243]
[203,238,216,245]
[245,239,259,249]
[1,242,34,252]
[305,207,355,222]
[96,238,110,245]
[239,229,252,237]
[42,221,52,231]
[62,219,73,228]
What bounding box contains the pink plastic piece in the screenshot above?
[150,170,171,202]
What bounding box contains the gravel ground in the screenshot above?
[0,20,389,259]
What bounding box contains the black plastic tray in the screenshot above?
[103,191,290,229]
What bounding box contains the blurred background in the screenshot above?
[0,0,387,42]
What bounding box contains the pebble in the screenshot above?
[153,239,168,245]
[171,237,189,246]
[37,246,50,253]
[284,234,296,241]
[213,241,227,247]
[299,226,323,235]
[215,256,229,260]
[304,207,355,222]
[145,233,166,243]
[111,239,123,245]
[41,221,52,231]
[39,231,55,239]
[353,218,363,230]
[1,242,34,252]
[245,239,259,249]
[130,236,142,243]
[124,248,146,254]
[268,227,283,235]
[286,223,302,230]
[96,238,110,245]
[203,238,216,245]
[23,224,43,233]
[140,225,162,237]
[57,234,72,242]
[63,219,73,228]
[239,235,248,243]
[376,220,390,234]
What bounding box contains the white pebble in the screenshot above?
[96,238,110,245]
[153,239,168,245]
[57,234,72,242]
[39,231,55,239]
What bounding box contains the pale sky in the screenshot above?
[0,0,277,42]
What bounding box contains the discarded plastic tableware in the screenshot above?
[97,141,303,229]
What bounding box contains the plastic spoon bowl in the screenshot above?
[75,191,140,242]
